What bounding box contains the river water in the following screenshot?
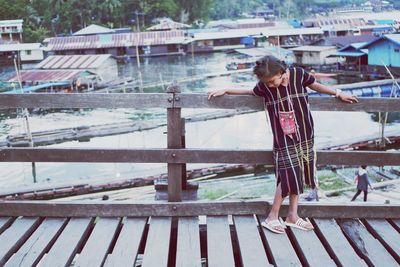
[0,53,398,190]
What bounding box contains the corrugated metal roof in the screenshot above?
[73,24,115,36]
[261,27,323,36]
[357,24,394,30]
[35,54,112,69]
[0,43,41,52]
[7,70,88,83]
[192,28,264,40]
[304,17,366,27]
[339,42,368,51]
[0,19,23,26]
[289,46,337,52]
[192,27,323,41]
[206,18,275,29]
[45,31,185,51]
[234,47,293,58]
[386,34,400,45]
[4,82,70,94]
[316,35,378,47]
[328,51,366,57]
[207,18,266,28]
[147,19,190,31]
[359,33,400,48]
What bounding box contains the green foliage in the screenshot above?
[0,0,28,19]
[209,0,264,20]
[0,0,208,41]
[201,188,229,200]
[24,26,50,43]
[1,0,394,42]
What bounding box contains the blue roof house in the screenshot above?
[328,42,368,71]
[359,34,400,67]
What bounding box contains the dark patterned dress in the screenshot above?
[253,67,317,197]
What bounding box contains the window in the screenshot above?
[26,50,31,55]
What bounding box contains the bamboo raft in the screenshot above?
[0,164,260,200]
[93,68,252,93]
[0,110,255,147]
[0,201,399,267]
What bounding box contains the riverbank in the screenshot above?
[50,166,400,204]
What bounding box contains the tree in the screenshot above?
[0,0,28,19]
[176,0,212,23]
[99,0,122,24]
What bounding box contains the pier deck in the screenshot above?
[0,201,399,267]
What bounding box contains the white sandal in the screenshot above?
[261,219,285,234]
[285,218,314,231]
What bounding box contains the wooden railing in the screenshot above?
[0,87,399,201]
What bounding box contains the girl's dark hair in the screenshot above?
[253,55,287,80]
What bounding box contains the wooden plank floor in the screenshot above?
[0,214,398,266]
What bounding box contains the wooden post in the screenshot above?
[167,83,182,202]
[181,118,187,190]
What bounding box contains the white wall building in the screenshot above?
[0,43,44,62]
[289,46,339,65]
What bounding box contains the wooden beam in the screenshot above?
[0,148,399,166]
[0,201,399,218]
[180,95,400,112]
[0,93,172,109]
[0,94,399,112]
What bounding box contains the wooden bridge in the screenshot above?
[0,201,399,267]
[0,87,399,266]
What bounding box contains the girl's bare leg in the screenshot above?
[286,194,313,229]
[267,182,285,221]
[286,194,300,222]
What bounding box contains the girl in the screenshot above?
[351,165,373,202]
[208,55,358,234]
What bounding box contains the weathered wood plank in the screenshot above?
[182,94,400,112]
[287,220,336,267]
[313,218,367,267]
[175,217,201,267]
[233,215,271,267]
[0,217,41,265]
[391,219,400,232]
[339,219,398,267]
[0,201,399,218]
[104,217,147,267]
[0,217,14,234]
[5,218,66,267]
[207,216,235,267]
[0,94,399,112]
[258,215,301,267]
[0,93,172,109]
[364,219,400,261]
[141,217,172,267]
[167,108,183,202]
[0,148,399,166]
[39,217,93,267]
[74,217,120,267]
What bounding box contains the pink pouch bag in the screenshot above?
[278,110,297,136]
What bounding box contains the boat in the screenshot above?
[311,72,337,78]
[309,79,400,97]
[226,58,256,70]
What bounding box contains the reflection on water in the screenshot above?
[0,53,397,189]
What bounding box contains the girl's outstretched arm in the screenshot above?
[207,89,253,99]
[308,82,358,104]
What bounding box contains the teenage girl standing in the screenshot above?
[208,55,358,233]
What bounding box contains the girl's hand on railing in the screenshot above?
[207,90,227,99]
[338,93,358,104]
